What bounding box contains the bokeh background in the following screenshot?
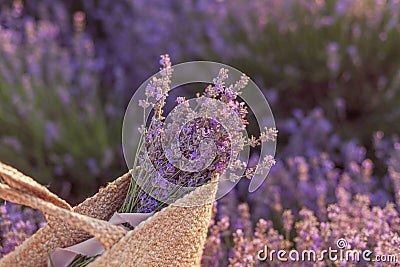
[1,0,400,265]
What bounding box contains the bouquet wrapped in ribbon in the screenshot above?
[0,55,277,267]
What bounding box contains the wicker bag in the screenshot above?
[0,162,216,267]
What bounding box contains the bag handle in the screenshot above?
[0,163,126,249]
[0,162,71,210]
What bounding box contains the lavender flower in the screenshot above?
[203,188,400,266]
[0,202,45,257]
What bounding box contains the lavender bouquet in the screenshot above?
[51,54,277,266]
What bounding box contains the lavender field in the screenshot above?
[1,0,400,266]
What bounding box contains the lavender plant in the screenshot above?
[203,182,400,266]
[0,202,45,257]
[201,135,400,266]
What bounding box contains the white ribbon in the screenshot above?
[48,212,153,267]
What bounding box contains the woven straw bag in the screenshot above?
[0,162,216,267]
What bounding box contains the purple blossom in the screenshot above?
[0,202,45,257]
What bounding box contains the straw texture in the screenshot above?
[0,183,126,249]
[0,162,71,210]
[0,162,216,267]
[0,165,130,267]
[88,181,217,267]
